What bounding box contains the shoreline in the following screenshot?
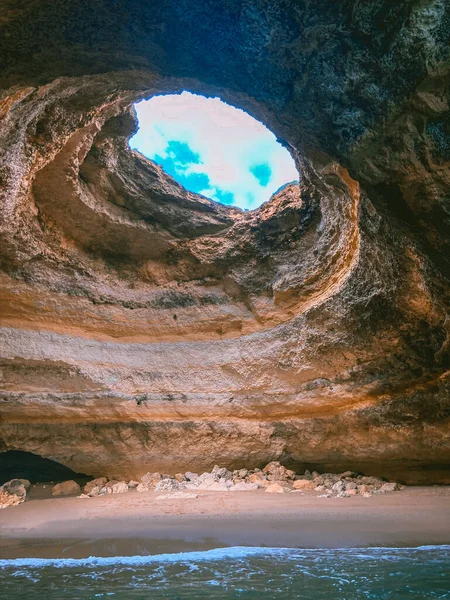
[1,486,449,559]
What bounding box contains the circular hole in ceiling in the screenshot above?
[129,91,299,210]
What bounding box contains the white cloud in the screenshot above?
[130,91,299,210]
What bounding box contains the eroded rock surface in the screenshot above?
[0,1,449,483]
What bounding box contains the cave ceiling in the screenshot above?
[0,0,449,483]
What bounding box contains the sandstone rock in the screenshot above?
[2,479,30,496]
[265,483,286,494]
[52,480,81,496]
[345,482,358,491]
[262,462,295,482]
[154,478,180,492]
[247,473,269,486]
[127,480,140,488]
[0,479,29,509]
[340,471,358,478]
[185,472,199,482]
[111,481,128,494]
[229,482,259,492]
[136,483,150,493]
[332,481,345,493]
[174,473,187,483]
[212,465,233,481]
[141,472,162,486]
[0,491,24,509]
[202,481,230,492]
[84,477,108,494]
[380,482,401,493]
[293,479,315,490]
[358,476,384,486]
[87,485,102,497]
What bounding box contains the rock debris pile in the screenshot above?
[72,462,404,501]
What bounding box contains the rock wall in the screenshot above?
[0,0,449,483]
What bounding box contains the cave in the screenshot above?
[0,451,89,486]
[0,1,449,486]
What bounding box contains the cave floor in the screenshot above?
[1,487,449,558]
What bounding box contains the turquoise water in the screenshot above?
[1,546,450,599]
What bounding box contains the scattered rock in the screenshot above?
[154,478,180,492]
[141,472,162,486]
[230,482,259,492]
[52,480,81,496]
[265,483,286,494]
[380,482,401,493]
[174,473,187,483]
[340,471,358,478]
[127,480,140,488]
[87,485,102,497]
[0,479,29,509]
[111,481,128,494]
[262,461,295,482]
[293,479,315,490]
[84,477,108,494]
[247,473,269,486]
[212,465,233,481]
[2,479,30,495]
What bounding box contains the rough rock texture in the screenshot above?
[0,1,449,483]
[51,480,81,496]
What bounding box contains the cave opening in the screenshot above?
[0,450,90,486]
[129,91,299,211]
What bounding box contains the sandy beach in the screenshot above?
[1,486,449,559]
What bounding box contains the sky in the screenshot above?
[129,92,299,210]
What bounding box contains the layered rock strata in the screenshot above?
[0,1,449,483]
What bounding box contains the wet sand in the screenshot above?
[1,486,449,558]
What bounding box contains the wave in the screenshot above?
[1,545,450,569]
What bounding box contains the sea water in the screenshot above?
[1,546,449,599]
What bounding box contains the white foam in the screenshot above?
[1,545,449,570]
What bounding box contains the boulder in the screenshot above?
[2,479,30,496]
[262,461,296,482]
[185,472,199,481]
[380,482,401,493]
[0,479,29,509]
[332,481,345,493]
[84,477,107,494]
[265,483,286,494]
[340,471,359,478]
[111,481,128,494]
[230,482,259,492]
[5,479,30,493]
[293,479,315,490]
[141,472,162,486]
[87,485,102,497]
[127,480,140,488]
[247,473,269,486]
[203,481,230,492]
[211,465,233,481]
[154,478,180,492]
[174,473,187,483]
[52,480,81,496]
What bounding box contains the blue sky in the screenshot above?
[130,92,299,210]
